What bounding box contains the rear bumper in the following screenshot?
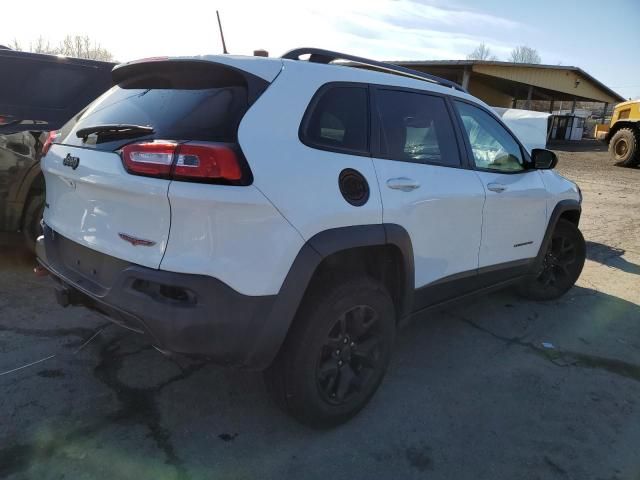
[37,225,277,369]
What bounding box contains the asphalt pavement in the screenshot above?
[1,142,639,480]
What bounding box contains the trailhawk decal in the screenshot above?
[514,241,534,248]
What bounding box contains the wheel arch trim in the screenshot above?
[246,223,414,369]
[534,199,581,270]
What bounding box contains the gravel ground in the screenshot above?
[1,141,639,480]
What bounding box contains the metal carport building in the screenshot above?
[390,60,625,113]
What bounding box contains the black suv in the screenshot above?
[0,47,113,249]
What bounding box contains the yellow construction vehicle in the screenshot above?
[605,100,640,167]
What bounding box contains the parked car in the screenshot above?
[36,49,585,427]
[0,48,113,249]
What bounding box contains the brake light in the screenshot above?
[120,141,243,182]
[42,130,59,156]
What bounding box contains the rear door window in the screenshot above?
[375,89,460,167]
[300,84,369,155]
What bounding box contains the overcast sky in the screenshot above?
[4,0,639,99]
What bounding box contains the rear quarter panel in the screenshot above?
[160,182,305,296]
[237,61,384,241]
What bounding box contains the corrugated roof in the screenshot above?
[387,60,625,102]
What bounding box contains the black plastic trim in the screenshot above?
[245,224,415,368]
[412,258,534,313]
[384,224,415,318]
[37,227,276,368]
[532,199,582,271]
[407,277,526,323]
[38,223,415,371]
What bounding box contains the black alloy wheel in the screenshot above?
[264,278,395,428]
[536,234,579,289]
[316,304,382,405]
[518,219,586,301]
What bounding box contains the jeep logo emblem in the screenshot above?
[63,153,80,170]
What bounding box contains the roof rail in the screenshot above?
[281,47,467,93]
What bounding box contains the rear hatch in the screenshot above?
[43,58,275,269]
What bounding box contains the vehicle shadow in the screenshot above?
[586,240,640,276]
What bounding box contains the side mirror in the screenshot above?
[531,148,558,169]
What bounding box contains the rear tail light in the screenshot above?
[173,144,241,180]
[122,141,176,177]
[42,130,59,156]
[121,141,243,182]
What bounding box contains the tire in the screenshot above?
[22,193,45,253]
[264,277,396,428]
[518,219,586,301]
[608,127,639,167]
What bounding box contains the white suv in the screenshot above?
[37,48,585,427]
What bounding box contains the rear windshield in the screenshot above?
[58,84,248,150]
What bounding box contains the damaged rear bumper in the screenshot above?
[36,225,277,369]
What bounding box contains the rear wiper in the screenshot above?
[75,124,154,139]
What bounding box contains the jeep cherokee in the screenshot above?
[36,48,585,427]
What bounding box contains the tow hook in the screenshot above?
[54,286,71,308]
[33,265,48,277]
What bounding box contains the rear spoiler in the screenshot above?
[112,58,271,104]
[0,50,114,133]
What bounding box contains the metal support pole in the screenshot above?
[549,99,555,114]
[571,98,576,114]
[602,102,609,122]
[462,67,470,90]
[525,85,533,110]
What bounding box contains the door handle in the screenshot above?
[487,182,507,193]
[387,177,420,192]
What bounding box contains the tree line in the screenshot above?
[8,35,114,62]
[467,43,542,64]
[6,35,541,66]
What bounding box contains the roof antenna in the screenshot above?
[216,10,229,54]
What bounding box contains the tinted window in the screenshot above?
[302,86,369,153]
[454,101,524,172]
[376,90,460,167]
[59,84,248,151]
